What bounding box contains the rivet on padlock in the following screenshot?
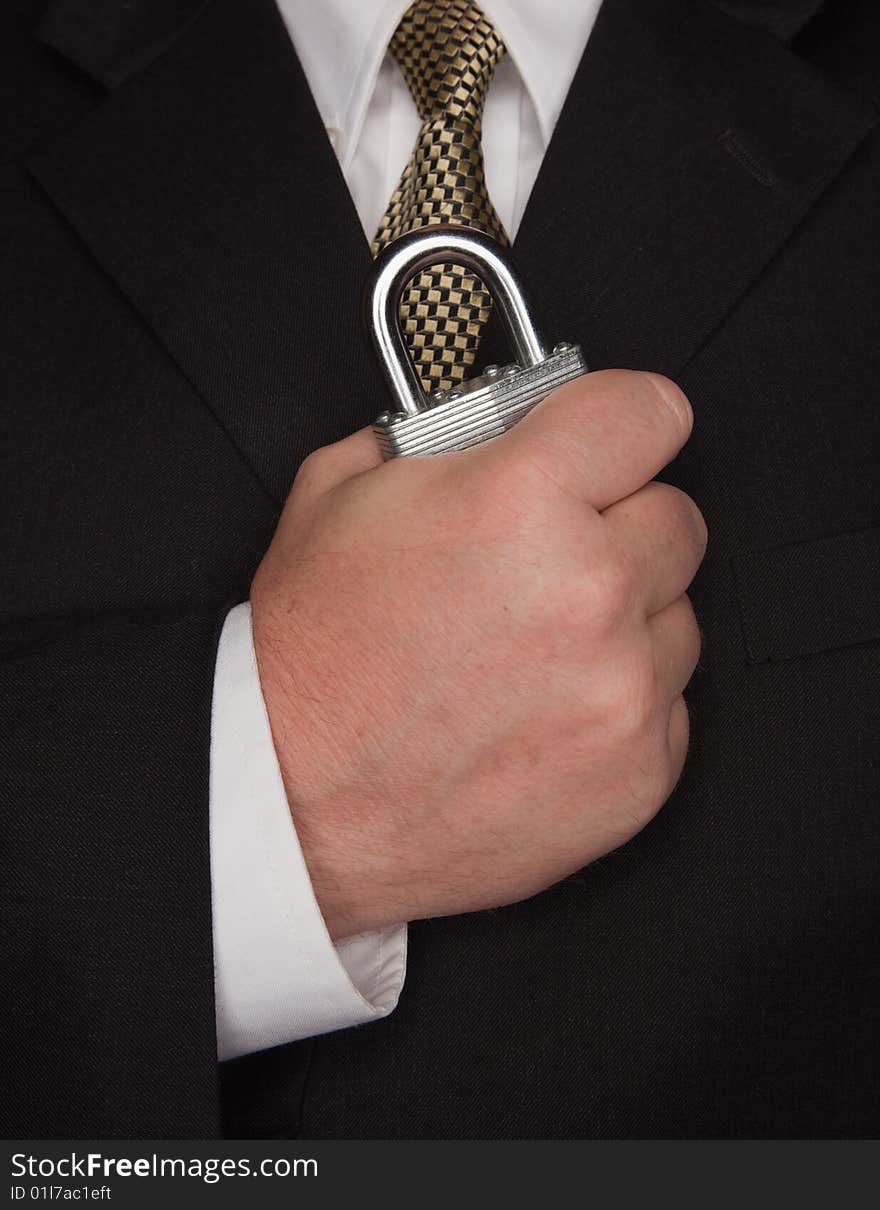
[363,225,588,459]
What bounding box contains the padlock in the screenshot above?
[364,225,587,459]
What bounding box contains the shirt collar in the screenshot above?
[275,0,604,160]
[481,0,604,144]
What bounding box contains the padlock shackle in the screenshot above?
[365,225,548,417]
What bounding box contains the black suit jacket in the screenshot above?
[2,0,879,1138]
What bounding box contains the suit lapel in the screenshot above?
[511,0,876,378]
[30,0,380,504]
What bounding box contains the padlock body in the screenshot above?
[373,343,587,459]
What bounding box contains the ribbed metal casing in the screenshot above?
[373,344,587,459]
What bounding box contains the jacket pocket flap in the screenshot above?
[732,525,880,663]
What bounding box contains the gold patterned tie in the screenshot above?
[372,0,508,393]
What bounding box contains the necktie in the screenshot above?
[372,0,508,394]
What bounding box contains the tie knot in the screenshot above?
[389,0,506,125]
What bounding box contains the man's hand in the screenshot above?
[251,370,706,939]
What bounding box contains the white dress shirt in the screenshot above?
[210,0,604,1062]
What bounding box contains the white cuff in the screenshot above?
[209,602,407,1062]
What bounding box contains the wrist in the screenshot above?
[251,591,410,940]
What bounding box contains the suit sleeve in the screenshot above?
[0,607,225,1139]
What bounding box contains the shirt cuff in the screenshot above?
[209,602,407,1062]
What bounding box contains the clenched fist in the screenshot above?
[251,370,706,939]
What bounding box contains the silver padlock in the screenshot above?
[364,225,587,458]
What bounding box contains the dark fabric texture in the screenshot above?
[733,525,880,662]
[1,0,879,1138]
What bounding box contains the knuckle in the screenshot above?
[513,429,583,503]
[663,697,691,795]
[614,734,672,832]
[300,445,331,472]
[294,445,333,492]
[641,754,677,820]
[667,485,708,554]
[670,594,702,672]
[475,443,583,540]
[671,695,691,758]
[677,490,708,552]
[630,760,672,827]
[592,645,659,747]
[584,553,638,633]
[650,483,707,562]
[681,594,702,652]
[629,717,677,820]
[618,652,661,739]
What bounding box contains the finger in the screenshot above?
[665,695,690,795]
[648,594,702,700]
[602,481,707,615]
[295,425,384,496]
[497,369,693,510]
